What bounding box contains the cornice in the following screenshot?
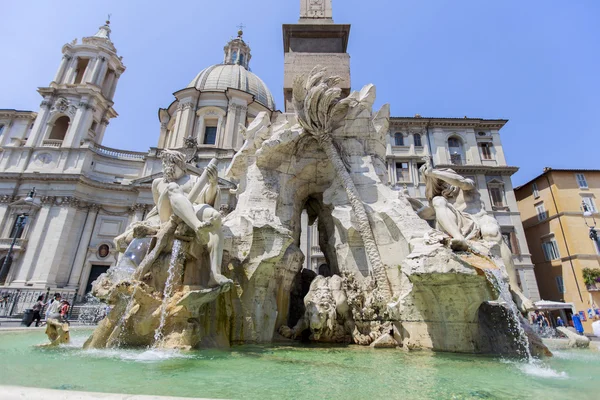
[435,164,519,176]
[391,117,508,130]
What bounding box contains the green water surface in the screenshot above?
[0,329,598,399]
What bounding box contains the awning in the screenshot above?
[535,300,575,311]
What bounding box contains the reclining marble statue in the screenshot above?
[409,157,533,312]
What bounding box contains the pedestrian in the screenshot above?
[556,316,565,327]
[28,295,44,327]
[59,300,70,324]
[46,293,62,320]
[0,291,9,308]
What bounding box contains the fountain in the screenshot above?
[2,67,599,399]
[76,68,549,358]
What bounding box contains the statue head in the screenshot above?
[161,150,187,182]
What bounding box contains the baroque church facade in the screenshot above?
[0,0,540,302]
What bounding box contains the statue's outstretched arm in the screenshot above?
[428,169,475,191]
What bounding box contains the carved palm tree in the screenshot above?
[293,67,392,299]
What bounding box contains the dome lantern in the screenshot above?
[223,28,251,70]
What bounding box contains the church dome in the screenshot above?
[187,64,275,110]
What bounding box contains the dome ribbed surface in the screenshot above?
[188,64,275,110]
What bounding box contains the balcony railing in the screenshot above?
[42,139,63,148]
[89,143,146,161]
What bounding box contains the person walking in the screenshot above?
[46,293,62,320]
[59,300,70,324]
[28,295,44,327]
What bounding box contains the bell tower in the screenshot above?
[26,19,126,148]
[282,0,351,112]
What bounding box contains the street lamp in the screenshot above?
[0,188,36,284]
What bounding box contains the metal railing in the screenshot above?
[0,288,76,318]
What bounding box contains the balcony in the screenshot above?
[586,282,600,292]
[42,139,62,148]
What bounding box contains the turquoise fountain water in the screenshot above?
[0,329,598,400]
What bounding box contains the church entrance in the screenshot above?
[85,265,110,295]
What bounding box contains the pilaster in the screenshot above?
[66,204,99,288]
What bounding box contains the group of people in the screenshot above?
[531,310,565,329]
[28,293,70,327]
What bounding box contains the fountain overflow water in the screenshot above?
[153,239,183,346]
[484,268,532,360]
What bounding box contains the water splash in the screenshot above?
[153,239,183,346]
[484,268,532,361]
[77,293,108,326]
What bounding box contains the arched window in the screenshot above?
[48,116,70,141]
[414,133,422,147]
[394,133,404,146]
[448,136,464,165]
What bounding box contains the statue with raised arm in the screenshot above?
[150,150,231,288]
[413,157,534,311]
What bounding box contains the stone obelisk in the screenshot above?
[283,0,351,112]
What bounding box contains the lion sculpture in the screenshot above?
[279,273,387,345]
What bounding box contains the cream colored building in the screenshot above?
[0,1,539,304]
[515,168,600,332]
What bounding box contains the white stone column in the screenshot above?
[53,55,71,83]
[64,56,79,84]
[94,58,109,86]
[174,102,195,147]
[81,57,96,84]
[25,101,52,147]
[90,56,105,85]
[66,205,99,288]
[107,73,120,100]
[158,122,168,148]
[300,210,309,270]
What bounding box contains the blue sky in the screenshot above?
[1,0,598,186]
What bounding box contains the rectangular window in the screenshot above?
[555,276,565,293]
[536,204,548,221]
[489,187,504,207]
[501,230,521,255]
[532,182,539,198]
[9,214,28,239]
[396,162,409,182]
[576,173,588,188]
[413,134,422,147]
[542,239,560,261]
[479,143,493,160]
[0,125,4,136]
[394,133,404,146]
[203,126,217,145]
[582,196,597,213]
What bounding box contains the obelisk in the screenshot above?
[283,0,351,111]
